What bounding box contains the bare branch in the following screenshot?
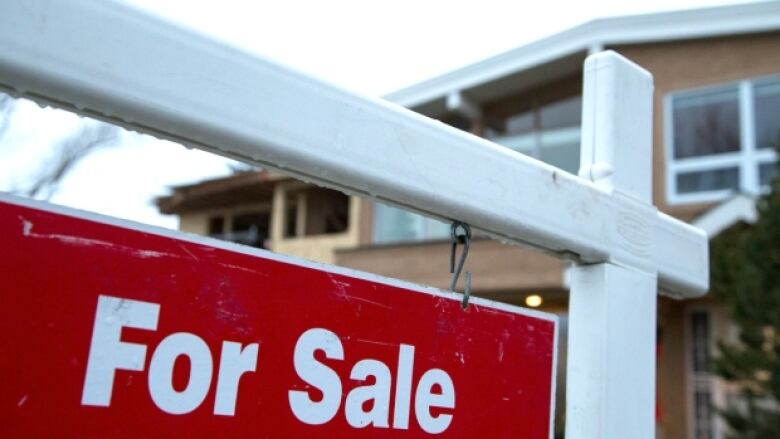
[25,122,122,200]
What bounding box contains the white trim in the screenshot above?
[386,2,780,108]
[691,194,758,238]
[671,153,742,172]
[683,305,725,439]
[664,93,677,205]
[756,149,779,162]
[740,81,757,196]
[672,189,739,206]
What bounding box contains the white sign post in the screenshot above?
[567,54,659,438]
[0,1,708,437]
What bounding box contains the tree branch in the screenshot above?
[24,122,121,200]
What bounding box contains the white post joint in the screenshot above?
[566,51,658,439]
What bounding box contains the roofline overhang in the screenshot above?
[385,1,780,109]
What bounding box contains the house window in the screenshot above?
[373,203,449,244]
[208,216,225,238]
[282,186,350,238]
[688,310,719,439]
[207,210,269,249]
[666,76,780,204]
[231,212,269,248]
[486,95,581,175]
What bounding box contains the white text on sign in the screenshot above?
[81,295,455,433]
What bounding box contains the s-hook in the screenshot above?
[449,221,472,309]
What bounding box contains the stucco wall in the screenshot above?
[336,238,565,295]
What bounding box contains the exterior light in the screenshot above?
[525,294,543,308]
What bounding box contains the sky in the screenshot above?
[0,0,755,228]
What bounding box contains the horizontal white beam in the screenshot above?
[0,0,707,297]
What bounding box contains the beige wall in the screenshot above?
[337,238,565,296]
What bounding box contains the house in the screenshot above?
[156,2,780,437]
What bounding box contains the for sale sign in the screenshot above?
[0,195,557,438]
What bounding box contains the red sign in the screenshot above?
[0,195,557,438]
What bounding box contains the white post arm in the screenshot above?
[0,0,707,298]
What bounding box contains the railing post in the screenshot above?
[566,51,657,438]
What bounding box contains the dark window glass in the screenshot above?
[673,88,740,159]
[320,191,349,234]
[442,114,472,132]
[755,80,780,150]
[677,168,739,194]
[232,212,269,248]
[691,312,711,373]
[208,216,224,238]
[285,206,297,238]
[760,162,778,187]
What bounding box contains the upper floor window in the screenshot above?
[282,186,350,238]
[486,95,581,175]
[208,210,270,249]
[373,202,449,244]
[666,76,779,204]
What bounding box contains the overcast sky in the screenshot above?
[0,0,754,228]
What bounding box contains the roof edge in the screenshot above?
[385,1,780,108]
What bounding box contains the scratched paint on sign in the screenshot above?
[0,195,557,438]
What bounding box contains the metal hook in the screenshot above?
[449,221,472,309]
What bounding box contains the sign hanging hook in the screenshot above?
[449,221,472,309]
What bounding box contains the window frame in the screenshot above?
[486,94,582,176]
[683,305,727,439]
[665,75,780,205]
[372,202,449,245]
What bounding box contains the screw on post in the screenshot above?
[449,221,472,309]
